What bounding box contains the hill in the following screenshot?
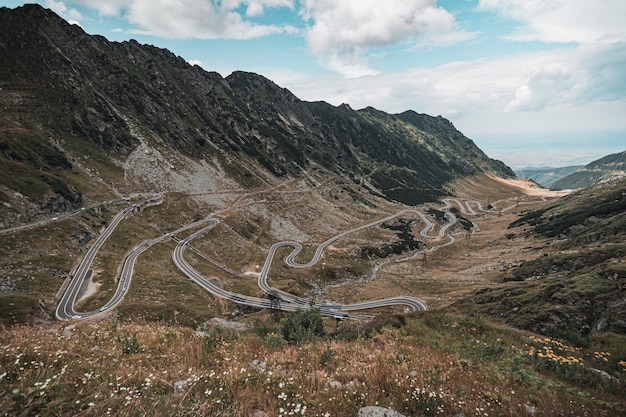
[454,177,626,345]
[551,150,626,190]
[515,166,583,188]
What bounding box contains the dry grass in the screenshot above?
[1,312,624,417]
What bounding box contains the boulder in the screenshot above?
[356,406,406,417]
[205,317,247,330]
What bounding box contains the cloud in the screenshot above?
[478,0,626,44]
[67,0,296,39]
[287,42,626,131]
[322,55,380,79]
[299,0,471,77]
[505,64,577,112]
[301,0,457,55]
[244,0,294,17]
[66,0,125,16]
[45,0,83,24]
[505,43,626,112]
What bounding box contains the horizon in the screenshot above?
[1,0,625,168]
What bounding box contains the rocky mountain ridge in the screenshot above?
[0,3,513,227]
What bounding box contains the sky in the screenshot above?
[2,1,625,168]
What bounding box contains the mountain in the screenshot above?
[515,166,583,188]
[0,4,513,229]
[454,177,626,343]
[550,150,626,190]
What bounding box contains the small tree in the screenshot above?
[280,307,325,343]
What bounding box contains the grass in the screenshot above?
[1,312,624,417]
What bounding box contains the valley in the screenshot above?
[0,170,562,327]
[1,5,625,416]
[3,175,625,417]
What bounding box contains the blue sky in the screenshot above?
[2,0,625,168]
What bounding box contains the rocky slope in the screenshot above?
[551,150,626,190]
[0,4,513,227]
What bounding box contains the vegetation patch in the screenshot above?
[361,219,423,259]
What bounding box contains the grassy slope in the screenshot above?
[1,312,624,417]
[453,178,626,348]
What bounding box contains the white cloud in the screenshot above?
[505,64,577,112]
[301,0,457,55]
[299,0,470,77]
[505,43,626,112]
[245,0,294,17]
[67,0,296,39]
[45,0,83,23]
[294,42,626,113]
[67,0,125,16]
[286,42,626,141]
[322,55,380,79]
[478,0,626,44]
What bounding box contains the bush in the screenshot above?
[280,308,325,344]
[115,333,140,354]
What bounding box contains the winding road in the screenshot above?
[53,194,535,321]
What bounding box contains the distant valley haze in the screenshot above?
[2,0,624,168]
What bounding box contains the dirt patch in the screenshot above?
[77,277,101,303]
[489,174,572,197]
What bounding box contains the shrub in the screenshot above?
[115,333,140,354]
[280,307,325,344]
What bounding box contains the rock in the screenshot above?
[327,379,342,390]
[194,330,209,338]
[62,325,75,339]
[590,368,620,383]
[452,413,467,417]
[250,359,267,372]
[524,404,539,415]
[356,406,406,417]
[592,317,608,333]
[250,410,269,417]
[174,379,190,393]
[205,317,247,331]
